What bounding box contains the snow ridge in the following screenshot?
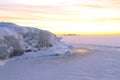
[0,22,73,59]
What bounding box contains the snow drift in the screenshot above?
[0,22,72,59]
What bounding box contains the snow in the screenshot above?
[0,43,120,80]
[0,25,120,80]
[0,22,73,59]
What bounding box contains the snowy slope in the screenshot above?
[0,36,120,80]
[0,22,73,59]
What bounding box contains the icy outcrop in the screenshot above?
[0,24,25,59]
[22,27,53,51]
[0,22,72,59]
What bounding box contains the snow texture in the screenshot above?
[0,23,120,80]
[0,43,120,80]
[0,22,73,59]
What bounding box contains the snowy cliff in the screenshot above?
[0,22,73,59]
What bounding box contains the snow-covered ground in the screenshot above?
[0,35,120,80]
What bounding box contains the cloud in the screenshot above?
[80,4,107,8]
[95,18,120,22]
[0,0,120,25]
[0,0,17,4]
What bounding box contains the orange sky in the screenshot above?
[0,0,120,35]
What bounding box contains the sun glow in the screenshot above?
[32,21,120,35]
[0,0,120,35]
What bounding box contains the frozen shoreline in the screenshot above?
[0,43,120,80]
[0,22,74,59]
[0,33,120,80]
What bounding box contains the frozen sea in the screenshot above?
[0,35,120,80]
[62,35,120,47]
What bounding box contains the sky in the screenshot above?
[0,0,120,35]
